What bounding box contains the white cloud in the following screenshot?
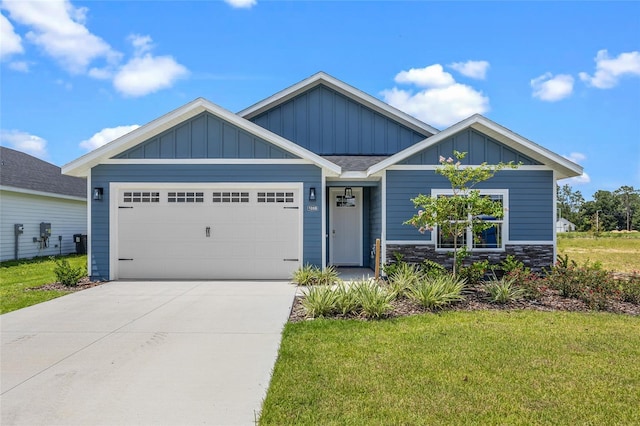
[560,152,590,185]
[129,34,153,56]
[79,125,140,151]
[394,64,455,88]
[224,0,257,8]
[449,60,490,80]
[2,0,118,74]
[0,129,48,159]
[0,12,24,59]
[382,64,490,128]
[563,152,586,164]
[114,53,188,97]
[531,73,574,102]
[579,50,640,89]
[8,60,29,72]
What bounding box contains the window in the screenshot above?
[212,191,249,203]
[168,192,204,203]
[433,190,507,251]
[257,192,294,203]
[123,191,160,203]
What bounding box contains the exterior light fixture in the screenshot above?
[93,187,103,201]
[344,187,353,198]
[309,187,316,201]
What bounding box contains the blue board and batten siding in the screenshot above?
[90,164,322,280]
[401,129,542,166]
[368,183,382,266]
[250,84,431,155]
[116,112,298,159]
[386,170,554,242]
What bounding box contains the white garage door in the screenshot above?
[114,186,301,280]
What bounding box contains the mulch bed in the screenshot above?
[26,277,106,292]
[289,285,640,323]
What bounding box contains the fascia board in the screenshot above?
[0,185,87,202]
[63,97,341,177]
[367,114,584,180]
[238,72,440,137]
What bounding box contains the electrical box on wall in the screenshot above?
[40,223,52,238]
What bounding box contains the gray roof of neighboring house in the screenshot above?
[0,146,87,198]
[322,156,390,172]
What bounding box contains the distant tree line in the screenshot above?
[557,184,640,232]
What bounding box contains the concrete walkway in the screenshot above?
[1,281,297,426]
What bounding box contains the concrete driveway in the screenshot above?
[1,281,297,426]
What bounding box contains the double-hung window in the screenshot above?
[433,189,508,251]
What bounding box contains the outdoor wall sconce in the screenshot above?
[309,187,316,201]
[344,187,353,198]
[93,187,104,201]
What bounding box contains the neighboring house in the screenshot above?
[556,218,576,233]
[62,72,583,280]
[0,147,87,261]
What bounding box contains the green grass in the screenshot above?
[0,255,87,314]
[260,311,640,425]
[558,236,640,273]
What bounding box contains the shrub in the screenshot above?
[486,277,526,304]
[505,268,543,300]
[420,259,448,279]
[458,260,489,285]
[499,255,526,274]
[382,252,406,277]
[544,258,617,310]
[408,275,466,310]
[354,280,394,319]
[619,272,640,304]
[302,286,337,318]
[292,264,320,286]
[52,257,85,287]
[334,282,360,316]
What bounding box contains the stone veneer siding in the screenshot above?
[386,244,555,273]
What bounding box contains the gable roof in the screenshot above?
[62,98,342,177]
[0,146,86,199]
[368,114,584,180]
[238,71,440,137]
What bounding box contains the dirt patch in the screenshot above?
[289,286,640,323]
[26,277,106,292]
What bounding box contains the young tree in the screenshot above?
[614,186,639,231]
[404,151,518,277]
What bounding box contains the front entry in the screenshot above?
[329,187,362,266]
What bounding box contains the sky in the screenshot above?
[1,0,639,199]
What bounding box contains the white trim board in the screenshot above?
[0,185,87,202]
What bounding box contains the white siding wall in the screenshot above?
[0,190,87,261]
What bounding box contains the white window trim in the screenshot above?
[431,188,509,252]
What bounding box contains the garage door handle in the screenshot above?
[283,258,299,262]
[119,258,134,261]
[206,227,211,237]
[283,206,299,209]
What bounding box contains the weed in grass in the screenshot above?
[486,277,526,304]
[353,280,393,319]
[408,275,466,309]
[301,286,337,318]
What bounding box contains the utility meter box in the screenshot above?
[40,222,52,238]
[14,224,24,234]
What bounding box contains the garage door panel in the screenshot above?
[116,187,301,280]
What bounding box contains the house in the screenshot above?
[0,146,87,261]
[556,217,577,233]
[62,72,583,280]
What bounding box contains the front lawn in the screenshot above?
[0,255,87,314]
[558,234,640,273]
[260,311,640,425]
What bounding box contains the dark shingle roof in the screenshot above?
[322,156,389,172]
[0,147,87,198]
